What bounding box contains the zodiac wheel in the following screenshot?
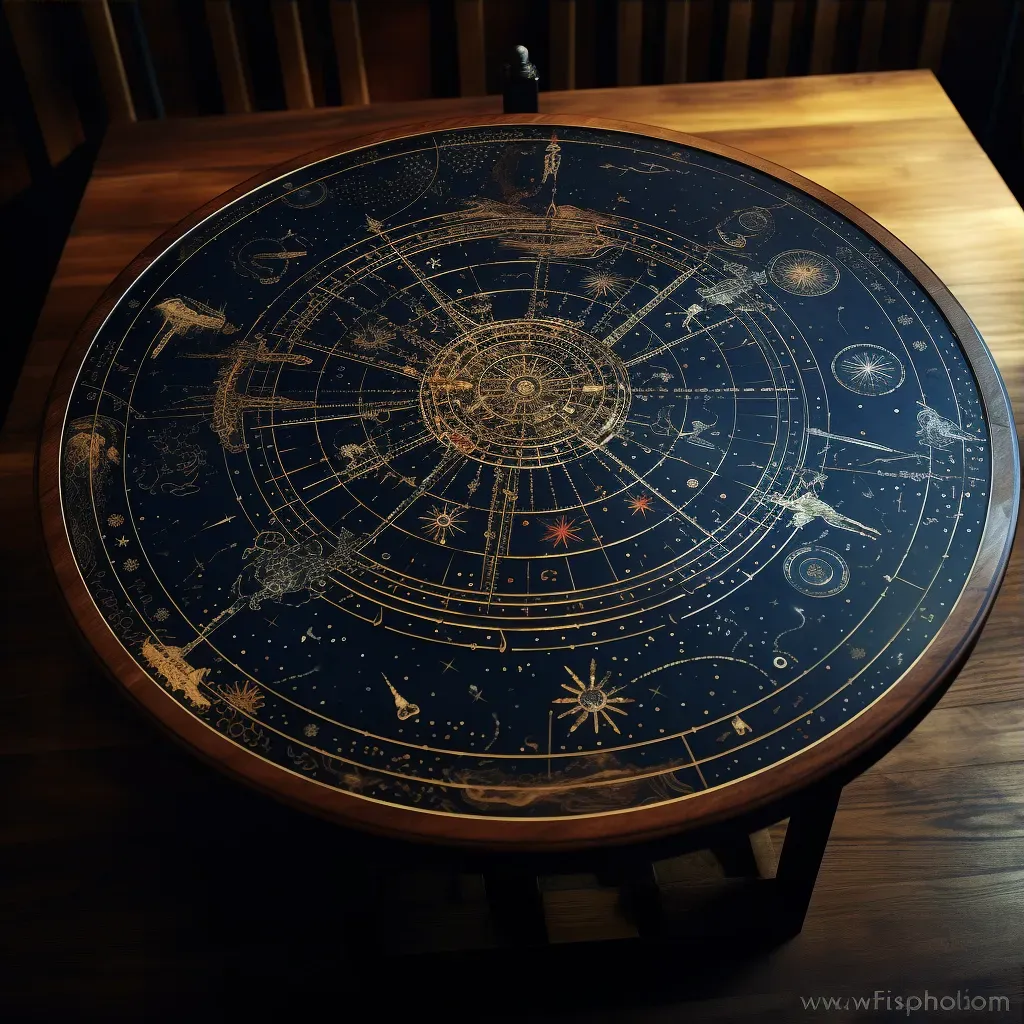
[419,318,631,469]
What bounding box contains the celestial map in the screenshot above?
[53,123,995,827]
[768,249,840,296]
[832,343,906,395]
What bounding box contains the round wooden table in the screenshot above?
[38,116,1018,883]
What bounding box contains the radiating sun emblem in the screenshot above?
[553,659,634,734]
[542,515,583,548]
[768,249,839,296]
[420,503,466,545]
[220,681,265,716]
[581,270,628,299]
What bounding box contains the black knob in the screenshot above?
[503,45,539,113]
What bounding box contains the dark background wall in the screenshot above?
[1,0,1021,425]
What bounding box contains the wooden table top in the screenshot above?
[3,70,1022,859]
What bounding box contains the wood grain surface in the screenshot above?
[3,71,1023,1018]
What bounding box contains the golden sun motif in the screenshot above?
[768,249,838,297]
[420,503,466,545]
[581,270,628,299]
[553,659,634,734]
[785,262,822,287]
[542,515,583,548]
[220,681,265,716]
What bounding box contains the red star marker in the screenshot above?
[627,494,653,516]
[542,515,582,548]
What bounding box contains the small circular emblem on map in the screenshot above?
[831,343,906,396]
[783,545,850,597]
[768,249,840,296]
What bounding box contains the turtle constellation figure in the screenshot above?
[768,491,881,539]
[233,529,358,609]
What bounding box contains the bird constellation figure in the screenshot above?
[769,491,881,539]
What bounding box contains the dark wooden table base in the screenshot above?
[375,783,845,954]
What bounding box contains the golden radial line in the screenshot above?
[180,597,249,656]
[558,461,622,585]
[595,441,720,545]
[353,448,465,550]
[622,315,739,367]
[601,264,702,347]
[292,337,423,379]
[367,218,478,333]
[252,404,420,431]
[480,465,520,605]
[300,431,435,504]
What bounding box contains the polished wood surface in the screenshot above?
[3,71,1023,1016]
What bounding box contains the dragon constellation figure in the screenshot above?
[233,529,358,609]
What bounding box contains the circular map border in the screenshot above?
[37,115,1019,852]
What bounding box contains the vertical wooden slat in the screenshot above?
[454,0,486,97]
[765,0,795,77]
[808,0,839,75]
[297,0,327,107]
[617,0,643,87]
[79,0,136,123]
[138,0,195,116]
[3,0,84,163]
[204,0,250,113]
[723,0,752,80]
[270,0,314,109]
[917,0,952,72]
[663,0,690,83]
[574,0,597,88]
[685,0,713,82]
[857,0,886,71]
[329,0,369,105]
[355,0,431,102]
[549,0,576,91]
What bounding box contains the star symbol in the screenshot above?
[427,257,441,269]
[542,515,583,548]
[116,536,129,547]
[627,494,653,516]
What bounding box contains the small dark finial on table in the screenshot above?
[503,45,539,114]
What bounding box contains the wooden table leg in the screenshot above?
[483,870,548,946]
[616,858,663,936]
[774,783,843,936]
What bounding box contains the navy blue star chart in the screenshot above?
[55,123,996,828]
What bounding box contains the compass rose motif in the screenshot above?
[553,659,634,734]
[420,503,466,545]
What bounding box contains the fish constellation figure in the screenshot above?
[916,404,985,450]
